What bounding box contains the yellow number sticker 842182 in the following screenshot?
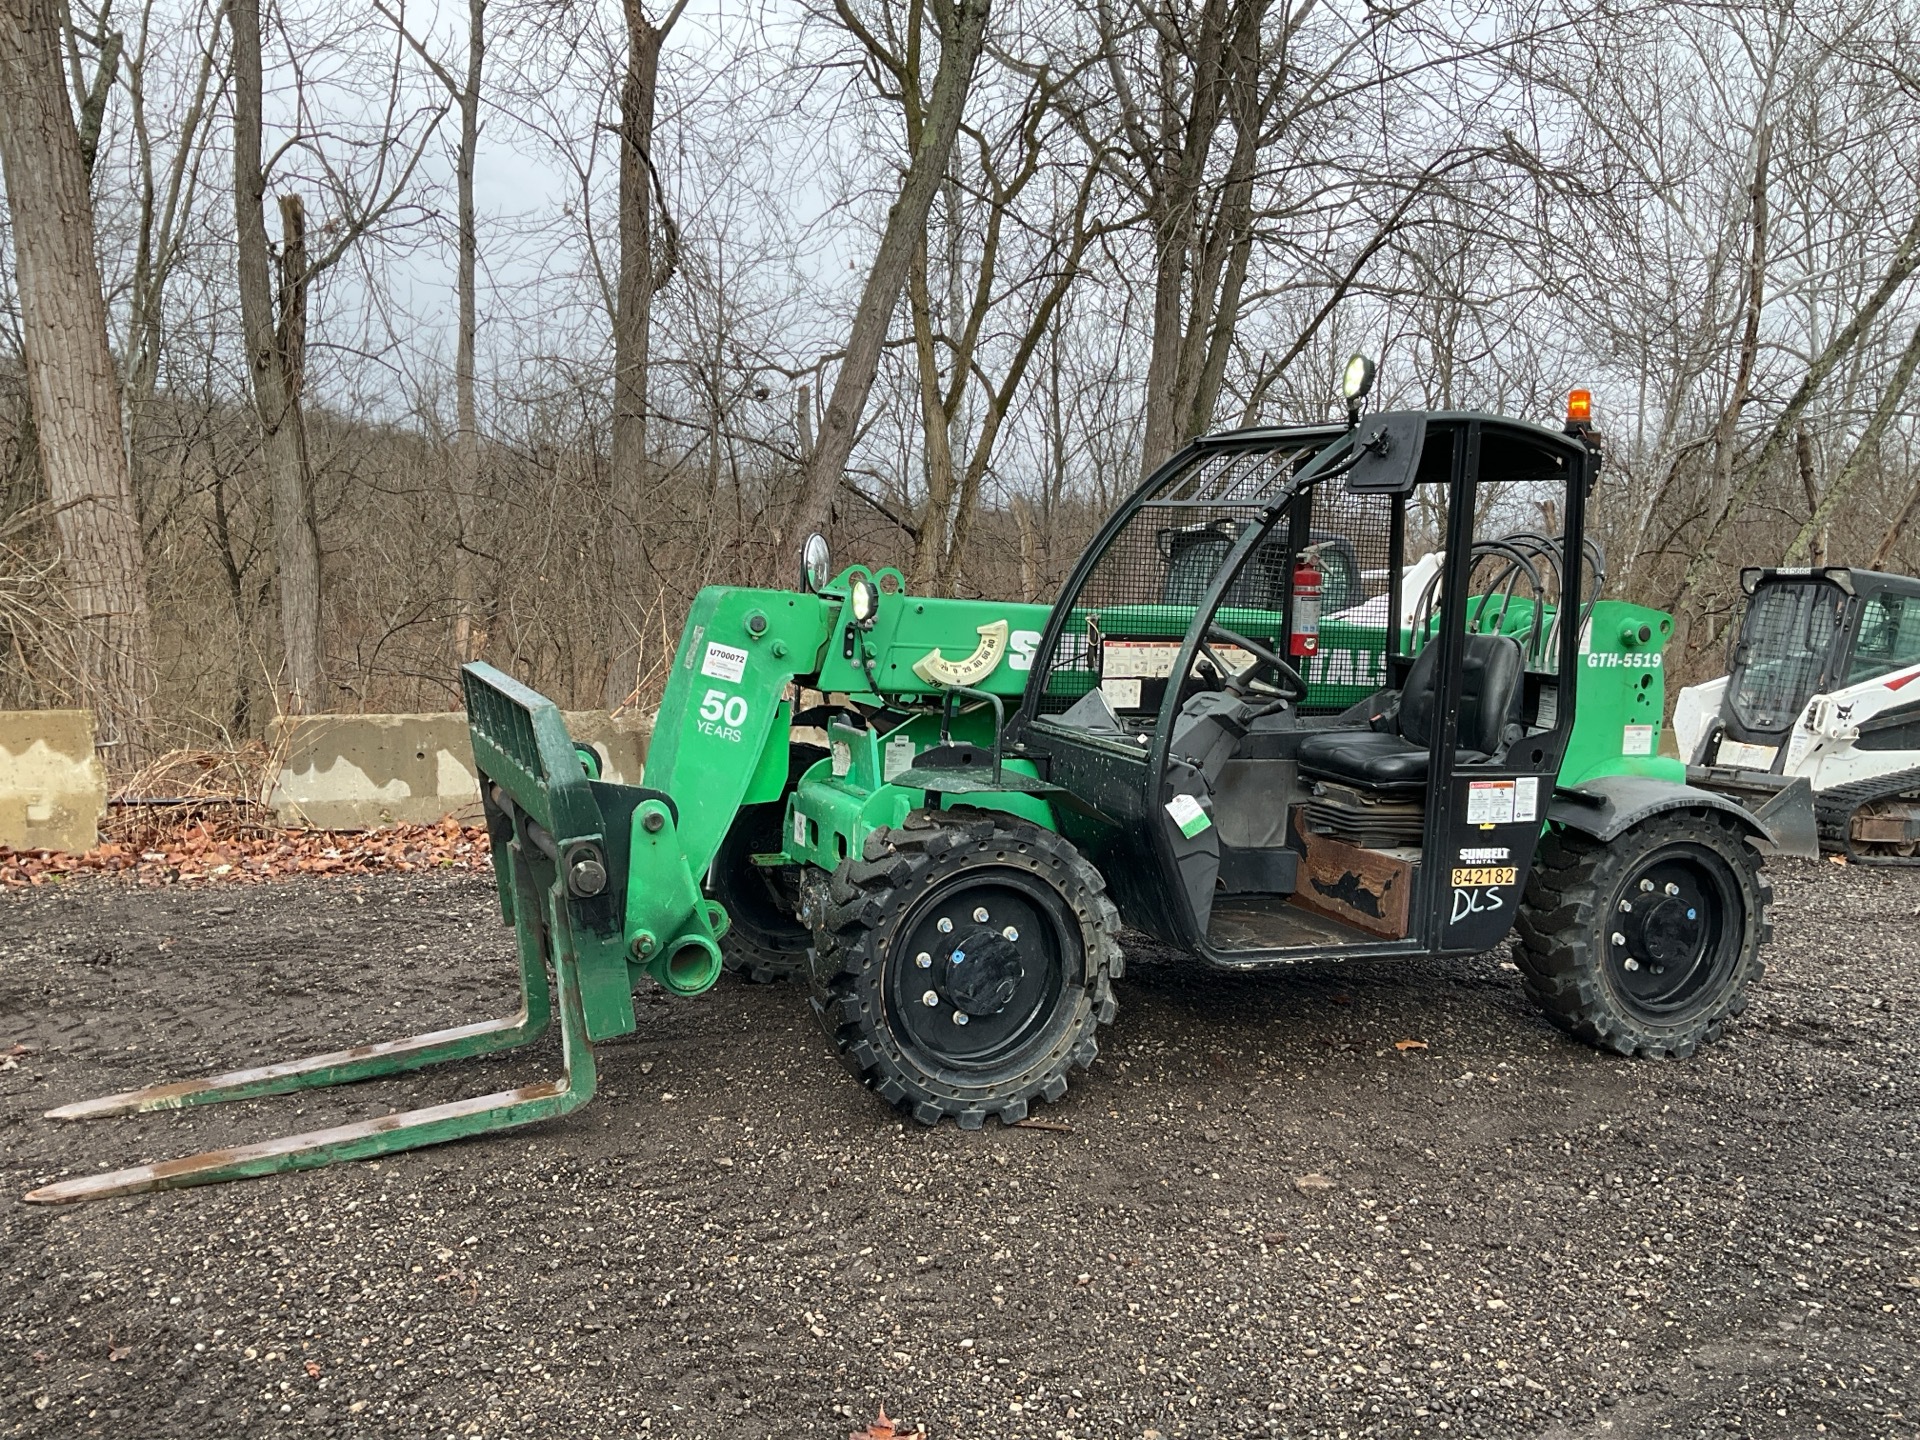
[1450,866,1517,887]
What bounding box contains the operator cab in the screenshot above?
[1696,566,1920,769]
[1012,406,1598,967]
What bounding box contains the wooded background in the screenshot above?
[2,0,1917,773]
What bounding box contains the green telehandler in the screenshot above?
[27,378,1816,1203]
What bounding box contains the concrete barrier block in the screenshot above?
[267,711,649,830]
[0,711,106,852]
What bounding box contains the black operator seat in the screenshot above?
[1295,633,1525,794]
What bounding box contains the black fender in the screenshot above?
[1547,774,1818,860]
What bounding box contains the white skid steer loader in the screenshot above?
[1675,566,1920,863]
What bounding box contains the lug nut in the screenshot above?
[1618,900,1632,913]
[1002,926,1019,941]
[937,917,953,934]
[1639,879,1654,892]
[922,990,939,1007]
[973,906,990,922]
[1623,957,1641,971]
[1611,931,1626,946]
[953,1013,970,1026]
[1664,882,1680,896]
[915,951,933,969]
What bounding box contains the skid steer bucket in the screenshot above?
[23,664,680,1204]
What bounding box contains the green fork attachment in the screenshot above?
[23,664,723,1204]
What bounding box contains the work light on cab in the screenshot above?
[1341,354,1376,428]
[848,573,879,627]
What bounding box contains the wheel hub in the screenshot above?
[891,878,1067,1064]
[944,929,1024,1016]
[1606,854,1732,1017]
[1635,895,1701,968]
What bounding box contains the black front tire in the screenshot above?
[1515,810,1772,1058]
[806,810,1123,1128]
[711,743,828,984]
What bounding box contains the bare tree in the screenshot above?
[0,0,156,759]
[382,0,488,664]
[900,65,1109,591]
[784,0,993,545]
[230,0,441,713]
[231,0,323,712]
[604,0,686,708]
[120,0,231,468]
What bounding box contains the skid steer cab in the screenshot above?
[1675,565,1920,863]
[28,390,1798,1203]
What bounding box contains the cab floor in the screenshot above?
[1205,893,1379,951]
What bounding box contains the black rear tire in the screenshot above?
[805,809,1123,1128]
[711,743,828,984]
[1514,810,1772,1058]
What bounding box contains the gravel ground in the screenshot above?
[2,859,1917,1439]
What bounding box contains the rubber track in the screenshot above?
[1813,764,1920,866]
[805,809,1123,1129]
[1512,810,1772,1059]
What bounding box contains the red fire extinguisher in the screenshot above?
[1290,549,1322,657]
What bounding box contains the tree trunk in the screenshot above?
[1132,0,1270,476]
[783,0,992,546]
[906,239,957,589]
[232,0,326,714]
[0,0,156,762]
[605,1,679,708]
[451,0,483,664]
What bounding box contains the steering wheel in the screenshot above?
[1201,622,1308,701]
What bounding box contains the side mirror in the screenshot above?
[801,533,831,593]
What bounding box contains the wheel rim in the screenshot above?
[719,804,806,947]
[884,870,1077,1078]
[1603,844,1739,1021]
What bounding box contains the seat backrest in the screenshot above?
[1398,632,1525,757]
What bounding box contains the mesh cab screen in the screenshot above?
[1731,581,1848,733]
[1034,443,1325,721]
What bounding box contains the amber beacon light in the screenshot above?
[1566,388,1593,425]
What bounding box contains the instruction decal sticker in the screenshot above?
[1466,780,1516,826]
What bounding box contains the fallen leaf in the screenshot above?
[1394,1039,1429,1051]
[1829,854,1848,865]
[304,1360,322,1378]
[1012,1117,1074,1133]
[1293,1173,1335,1194]
[850,1404,925,1440]
[2,817,492,891]
[108,1344,132,1362]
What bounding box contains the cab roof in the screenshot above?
[1743,566,1920,601]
